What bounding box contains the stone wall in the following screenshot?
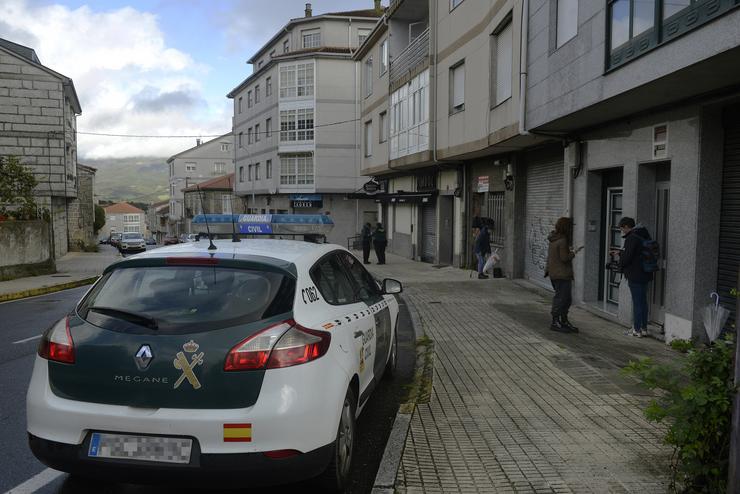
[0,220,54,280]
[67,165,96,250]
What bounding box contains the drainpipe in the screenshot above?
[518,0,530,136]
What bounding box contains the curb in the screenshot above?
[0,276,99,303]
[372,293,433,494]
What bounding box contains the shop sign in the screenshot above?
[362,180,379,194]
[290,194,323,209]
[477,176,490,193]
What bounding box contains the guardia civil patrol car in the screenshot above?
[27,218,402,491]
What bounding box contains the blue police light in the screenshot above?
[191,214,333,236]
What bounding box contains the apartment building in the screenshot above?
[166,133,234,236]
[182,173,239,235]
[227,3,381,245]
[146,199,169,243]
[100,202,146,240]
[523,0,740,340]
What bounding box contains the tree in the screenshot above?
[0,156,41,220]
[94,204,106,233]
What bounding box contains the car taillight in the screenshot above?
[38,316,75,364]
[224,320,330,371]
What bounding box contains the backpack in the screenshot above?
[641,239,660,273]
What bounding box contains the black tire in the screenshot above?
[383,322,398,380]
[317,386,356,492]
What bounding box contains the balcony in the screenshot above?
[389,27,429,85]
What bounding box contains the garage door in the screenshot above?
[525,159,564,289]
[421,200,436,263]
[718,107,740,325]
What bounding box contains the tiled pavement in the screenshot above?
[364,254,676,493]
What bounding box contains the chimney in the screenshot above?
[374,0,382,13]
[196,138,202,146]
[305,3,312,17]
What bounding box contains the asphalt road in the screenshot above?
[0,285,415,494]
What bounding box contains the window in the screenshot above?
[493,19,513,105]
[379,111,388,142]
[266,118,272,138]
[255,163,261,181]
[222,194,232,214]
[663,0,691,19]
[280,63,314,98]
[358,29,370,46]
[280,108,314,142]
[450,61,465,113]
[266,77,272,96]
[255,84,261,103]
[220,143,229,152]
[302,29,320,48]
[609,0,655,50]
[239,166,244,182]
[310,254,356,305]
[390,68,430,160]
[266,159,272,179]
[380,39,388,75]
[248,164,253,181]
[451,0,464,9]
[258,60,263,69]
[238,97,243,114]
[364,121,373,157]
[556,0,578,48]
[123,214,139,222]
[248,90,253,108]
[365,56,373,97]
[280,154,314,185]
[186,162,196,172]
[283,39,289,53]
[340,252,382,303]
[238,132,243,148]
[123,225,140,233]
[214,162,225,174]
[255,123,261,142]
[247,127,253,145]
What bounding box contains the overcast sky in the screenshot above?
[0,0,375,160]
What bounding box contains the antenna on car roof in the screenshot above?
[228,176,239,243]
[196,184,217,250]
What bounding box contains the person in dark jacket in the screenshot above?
[373,223,387,265]
[615,217,653,338]
[546,217,582,333]
[474,225,492,279]
[361,222,373,264]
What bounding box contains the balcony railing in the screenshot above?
[389,27,430,84]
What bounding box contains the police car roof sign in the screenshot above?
[191,214,334,236]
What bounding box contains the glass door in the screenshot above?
[604,187,624,312]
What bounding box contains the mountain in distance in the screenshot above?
[83,157,169,204]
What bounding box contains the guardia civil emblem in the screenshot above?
[173,340,204,390]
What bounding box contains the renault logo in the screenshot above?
[134,345,153,371]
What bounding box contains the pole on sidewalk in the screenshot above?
[729,267,740,492]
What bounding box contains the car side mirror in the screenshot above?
[382,278,403,294]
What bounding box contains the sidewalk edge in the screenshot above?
[0,276,99,303]
[372,292,431,493]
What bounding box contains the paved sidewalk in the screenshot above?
[365,253,675,493]
[0,245,121,301]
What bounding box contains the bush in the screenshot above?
[623,335,735,493]
[0,156,43,220]
[94,204,106,233]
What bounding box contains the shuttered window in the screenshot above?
[450,61,465,112]
[494,20,513,105]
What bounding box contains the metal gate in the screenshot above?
[718,109,740,325]
[525,160,564,289]
[421,200,436,263]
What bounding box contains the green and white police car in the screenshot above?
[26,236,402,491]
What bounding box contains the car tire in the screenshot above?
[317,386,356,492]
[383,321,398,380]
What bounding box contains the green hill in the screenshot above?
[84,157,169,204]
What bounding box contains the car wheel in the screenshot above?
[383,321,398,380]
[317,386,356,492]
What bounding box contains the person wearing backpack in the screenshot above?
[615,217,655,338]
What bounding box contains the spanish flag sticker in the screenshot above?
[223,423,252,442]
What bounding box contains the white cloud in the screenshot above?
[0,0,229,159]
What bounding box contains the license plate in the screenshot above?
[88,432,192,464]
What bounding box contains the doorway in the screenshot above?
[651,180,670,325]
[438,196,454,266]
[603,187,624,313]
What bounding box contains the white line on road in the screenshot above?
[12,335,42,345]
[3,468,64,494]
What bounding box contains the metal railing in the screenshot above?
[347,235,362,251]
[389,27,430,83]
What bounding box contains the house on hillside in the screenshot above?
[167,134,234,236]
[182,173,240,235]
[100,202,146,241]
[0,37,85,258]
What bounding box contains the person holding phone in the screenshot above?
[546,217,582,333]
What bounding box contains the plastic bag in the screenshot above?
[483,251,501,273]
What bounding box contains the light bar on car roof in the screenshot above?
[191,214,334,236]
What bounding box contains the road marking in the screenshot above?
[12,335,42,345]
[3,468,64,494]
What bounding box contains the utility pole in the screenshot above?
[729,267,740,492]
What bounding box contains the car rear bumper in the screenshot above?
[29,433,333,486]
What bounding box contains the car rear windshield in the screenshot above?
[78,266,295,333]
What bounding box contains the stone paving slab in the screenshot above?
[362,256,675,494]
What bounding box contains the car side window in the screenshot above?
[340,252,382,304]
[310,254,356,305]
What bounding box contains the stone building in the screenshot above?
[0,37,83,259]
[67,163,96,250]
